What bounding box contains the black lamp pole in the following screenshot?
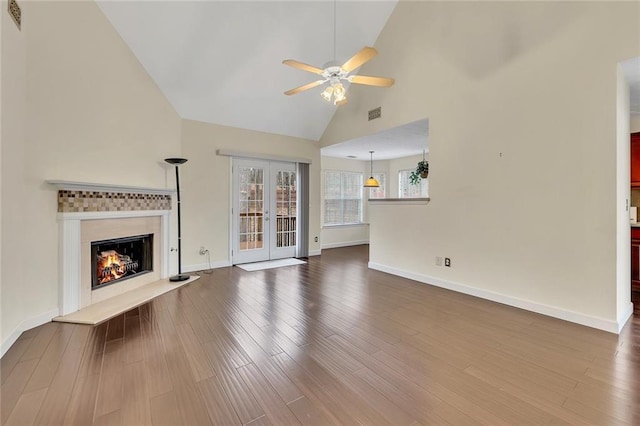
[165,158,190,282]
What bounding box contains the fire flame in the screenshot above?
[97,250,137,285]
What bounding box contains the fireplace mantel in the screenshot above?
[47,180,175,195]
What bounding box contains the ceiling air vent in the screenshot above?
[368,107,382,121]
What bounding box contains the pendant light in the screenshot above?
[364,151,380,187]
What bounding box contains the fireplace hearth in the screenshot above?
[91,234,153,290]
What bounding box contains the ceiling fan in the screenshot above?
[282,46,394,106]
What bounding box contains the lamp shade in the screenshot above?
[320,85,333,102]
[364,176,380,187]
[164,158,188,165]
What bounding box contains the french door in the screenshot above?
[232,159,297,264]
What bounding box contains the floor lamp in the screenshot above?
[165,158,190,282]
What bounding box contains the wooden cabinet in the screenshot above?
[631,132,640,186]
[632,133,640,311]
[632,228,640,279]
[633,228,640,309]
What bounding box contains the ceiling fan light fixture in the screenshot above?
[333,83,346,101]
[321,85,333,102]
[282,1,393,105]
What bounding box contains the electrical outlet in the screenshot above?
[435,256,443,266]
[314,236,319,242]
[445,257,451,267]
[199,246,208,255]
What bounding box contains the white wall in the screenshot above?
[1,0,27,353]
[180,119,321,271]
[1,1,182,353]
[632,115,640,133]
[322,1,640,332]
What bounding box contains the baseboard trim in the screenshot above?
[321,240,369,250]
[1,308,60,357]
[368,262,624,334]
[617,302,634,332]
[183,260,231,273]
[309,249,322,257]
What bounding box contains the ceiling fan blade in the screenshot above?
[349,75,395,87]
[341,47,378,73]
[282,59,324,75]
[284,80,326,96]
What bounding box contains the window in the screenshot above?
[368,173,386,199]
[399,169,428,198]
[324,171,363,225]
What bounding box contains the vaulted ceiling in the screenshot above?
[97,0,639,156]
[97,0,398,142]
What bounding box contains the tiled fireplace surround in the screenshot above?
[50,181,173,315]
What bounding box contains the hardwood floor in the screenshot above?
[2,245,639,425]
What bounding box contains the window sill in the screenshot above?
[322,223,369,229]
[368,197,430,205]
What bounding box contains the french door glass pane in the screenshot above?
[239,166,264,251]
[275,170,297,248]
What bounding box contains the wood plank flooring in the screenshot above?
[2,245,639,425]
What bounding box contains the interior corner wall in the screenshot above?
[617,66,633,328]
[179,119,321,271]
[321,1,640,331]
[0,2,3,357]
[1,0,27,353]
[1,1,182,353]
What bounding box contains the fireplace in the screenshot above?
[79,215,164,309]
[91,234,153,290]
[50,180,172,315]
